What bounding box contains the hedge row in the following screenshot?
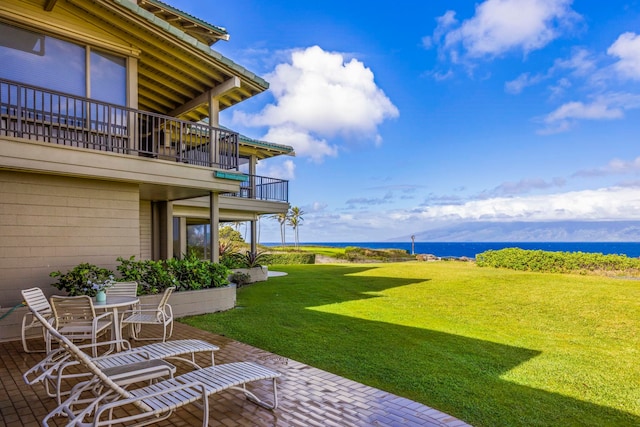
[475,247,640,274]
[261,253,316,265]
[343,247,414,262]
[50,254,230,297]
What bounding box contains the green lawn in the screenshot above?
[180,262,640,426]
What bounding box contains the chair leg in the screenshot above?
[22,316,46,353]
[21,316,31,353]
[167,320,174,339]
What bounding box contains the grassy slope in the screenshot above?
[181,262,640,426]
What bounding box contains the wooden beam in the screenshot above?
[210,76,241,98]
[167,77,240,117]
[44,0,58,12]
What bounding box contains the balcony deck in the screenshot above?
[0,321,470,427]
[0,78,289,203]
[0,78,239,170]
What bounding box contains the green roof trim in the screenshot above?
[215,171,249,182]
[239,134,295,155]
[138,0,229,39]
[113,0,269,90]
[215,125,295,155]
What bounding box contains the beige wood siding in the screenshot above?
[139,200,152,260]
[0,171,139,306]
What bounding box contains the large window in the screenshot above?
[0,22,126,105]
[90,50,126,105]
[187,224,211,260]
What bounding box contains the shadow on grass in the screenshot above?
[183,265,638,427]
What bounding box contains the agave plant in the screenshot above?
[233,250,267,268]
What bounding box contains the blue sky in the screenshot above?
[173,0,640,242]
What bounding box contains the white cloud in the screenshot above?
[430,0,580,63]
[233,46,399,162]
[538,92,640,134]
[505,72,544,94]
[573,157,640,178]
[608,32,640,80]
[256,158,296,180]
[505,48,594,94]
[397,187,640,222]
[295,186,640,241]
[262,125,337,163]
[486,177,566,196]
[552,47,596,76]
[423,11,458,51]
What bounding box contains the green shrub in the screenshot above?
[52,256,230,297]
[116,256,175,295]
[476,248,640,275]
[344,246,412,262]
[261,252,316,265]
[50,263,115,296]
[229,271,251,286]
[164,252,229,291]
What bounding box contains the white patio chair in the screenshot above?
[50,295,114,357]
[121,286,175,341]
[105,280,140,336]
[105,280,139,297]
[21,287,53,353]
[27,310,280,427]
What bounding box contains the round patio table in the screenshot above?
[94,296,139,352]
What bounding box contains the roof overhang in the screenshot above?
[136,0,230,46]
[65,0,269,120]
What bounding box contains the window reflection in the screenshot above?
[0,22,85,96]
[0,22,126,106]
[90,50,126,105]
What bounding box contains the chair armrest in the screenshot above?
[93,311,113,322]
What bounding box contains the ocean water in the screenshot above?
[262,242,640,259]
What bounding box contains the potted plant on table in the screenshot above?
[87,274,116,303]
[50,263,116,302]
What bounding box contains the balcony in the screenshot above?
[0,78,239,170]
[221,174,289,203]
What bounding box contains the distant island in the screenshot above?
[391,221,640,242]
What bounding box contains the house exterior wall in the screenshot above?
[0,171,140,307]
[140,200,152,260]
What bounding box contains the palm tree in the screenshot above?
[287,206,305,249]
[271,212,288,246]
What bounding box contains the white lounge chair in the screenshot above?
[27,310,280,426]
[24,336,219,404]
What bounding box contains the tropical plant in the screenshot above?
[271,212,288,246]
[50,263,115,297]
[232,250,268,268]
[229,271,251,287]
[288,206,305,249]
[220,224,244,242]
[116,256,175,295]
[165,252,230,291]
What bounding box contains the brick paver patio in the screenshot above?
[0,322,471,426]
